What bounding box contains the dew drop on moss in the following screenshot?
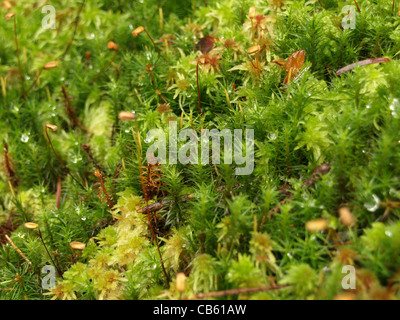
[364,194,380,212]
[21,134,29,143]
[390,99,400,118]
[269,133,277,140]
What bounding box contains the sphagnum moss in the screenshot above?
[0,0,400,300]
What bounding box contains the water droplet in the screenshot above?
[390,99,400,118]
[81,216,87,221]
[364,194,380,212]
[21,134,29,143]
[88,33,95,39]
[269,133,277,140]
[25,76,31,80]
[287,252,293,258]
[385,230,393,237]
[125,130,130,133]
[144,138,152,143]
[129,24,133,30]
[71,155,81,164]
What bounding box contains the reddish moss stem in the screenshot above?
[353,0,360,12]
[143,28,164,59]
[134,119,170,284]
[38,228,63,277]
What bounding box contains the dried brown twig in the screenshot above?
[4,235,31,265]
[336,58,391,76]
[193,284,290,299]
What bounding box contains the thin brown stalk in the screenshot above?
[4,235,31,264]
[111,162,122,192]
[194,284,290,299]
[353,0,360,13]
[37,228,63,277]
[336,57,391,76]
[143,29,164,59]
[94,169,115,208]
